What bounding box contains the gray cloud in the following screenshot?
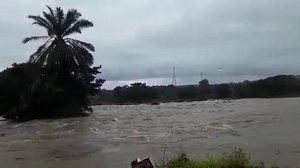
[0,0,299,88]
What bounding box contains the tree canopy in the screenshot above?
[0,6,104,121]
[23,6,95,73]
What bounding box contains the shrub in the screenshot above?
[156,148,279,168]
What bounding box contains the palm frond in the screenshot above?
[42,11,57,33]
[22,36,50,44]
[62,9,81,33]
[67,41,94,67]
[28,15,52,30]
[65,38,95,51]
[29,38,54,63]
[55,7,65,35]
[46,5,55,18]
[63,19,93,37]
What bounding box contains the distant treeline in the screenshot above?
[90,75,300,105]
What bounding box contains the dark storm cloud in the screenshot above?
[0,0,299,87]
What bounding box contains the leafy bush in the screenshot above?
[156,148,279,168]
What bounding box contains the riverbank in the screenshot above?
[91,95,300,106]
[91,75,300,105]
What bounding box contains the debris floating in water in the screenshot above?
[131,157,156,168]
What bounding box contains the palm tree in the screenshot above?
[23,6,94,72]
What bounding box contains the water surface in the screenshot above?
[1,97,300,167]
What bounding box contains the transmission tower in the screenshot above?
[201,72,203,80]
[172,66,177,86]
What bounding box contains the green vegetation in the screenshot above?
[156,148,280,168]
[92,75,300,105]
[0,6,104,121]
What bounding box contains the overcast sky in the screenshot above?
[1,0,299,89]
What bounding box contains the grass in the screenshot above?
[156,148,281,168]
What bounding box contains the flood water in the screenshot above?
[1,97,300,168]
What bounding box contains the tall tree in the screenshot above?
[0,6,105,121]
[23,6,94,73]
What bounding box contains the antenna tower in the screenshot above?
[172,66,177,86]
[201,72,203,80]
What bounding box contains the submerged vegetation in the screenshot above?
[0,6,104,121]
[156,148,280,168]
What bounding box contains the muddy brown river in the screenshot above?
[1,97,300,168]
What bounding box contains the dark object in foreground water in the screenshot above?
[131,158,156,168]
[151,102,160,105]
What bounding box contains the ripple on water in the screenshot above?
[51,143,100,160]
